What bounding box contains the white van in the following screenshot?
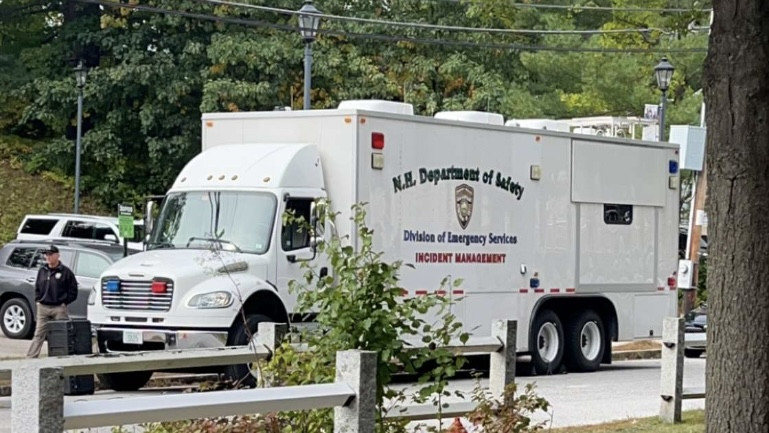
[16,213,144,251]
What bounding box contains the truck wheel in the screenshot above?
[564,309,605,373]
[530,309,564,375]
[1,298,34,339]
[97,371,153,392]
[224,313,271,387]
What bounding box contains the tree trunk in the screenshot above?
[704,2,769,432]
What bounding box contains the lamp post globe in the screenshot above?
[654,57,674,92]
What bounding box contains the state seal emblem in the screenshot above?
[455,184,474,230]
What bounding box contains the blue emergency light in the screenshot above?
[669,160,679,174]
[105,280,120,292]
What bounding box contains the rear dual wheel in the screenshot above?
[530,309,565,374]
[563,310,605,373]
[530,308,605,374]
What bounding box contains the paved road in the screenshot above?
[393,358,706,430]
[0,334,37,360]
[1,330,707,433]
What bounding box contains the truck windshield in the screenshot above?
[147,191,277,254]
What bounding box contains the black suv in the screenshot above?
[0,240,131,339]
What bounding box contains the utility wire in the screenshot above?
[79,0,708,54]
[428,0,712,13]
[193,0,672,35]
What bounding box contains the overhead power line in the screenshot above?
[78,0,708,54]
[430,0,712,13]
[193,0,672,35]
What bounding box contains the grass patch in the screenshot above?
[552,411,704,433]
[614,340,661,352]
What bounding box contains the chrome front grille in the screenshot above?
[101,278,174,312]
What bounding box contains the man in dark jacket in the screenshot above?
[26,245,78,358]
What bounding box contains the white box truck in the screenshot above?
[88,100,680,390]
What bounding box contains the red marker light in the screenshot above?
[151,281,168,293]
[372,132,384,150]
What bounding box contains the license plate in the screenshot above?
[123,330,143,345]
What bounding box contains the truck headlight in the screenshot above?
[88,287,97,305]
[187,291,233,309]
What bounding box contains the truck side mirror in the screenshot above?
[309,201,321,252]
[310,202,318,229]
[145,200,156,236]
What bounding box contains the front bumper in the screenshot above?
[96,327,228,352]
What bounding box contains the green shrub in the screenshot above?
[132,201,550,432]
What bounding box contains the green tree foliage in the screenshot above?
[0,0,710,208]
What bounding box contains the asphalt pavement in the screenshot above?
[0,334,36,360]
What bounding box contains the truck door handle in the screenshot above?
[25,277,36,284]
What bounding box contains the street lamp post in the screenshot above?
[654,57,675,142]
[73,60,87,214]
[298,0,321,110]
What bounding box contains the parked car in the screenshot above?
[684,303,707,358]
[0,240,132,339]
[16,213,145,251]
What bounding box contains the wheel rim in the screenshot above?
[537,322,559,363]
[3,305,26,334]
[580,321,601,361]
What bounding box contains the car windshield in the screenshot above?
[148,191,276,254]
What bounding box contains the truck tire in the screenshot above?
[563,309,605,373]
[1,298,34,339]
[224,313,271,387]
[530,309,565,375]
[97,371,153,392]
